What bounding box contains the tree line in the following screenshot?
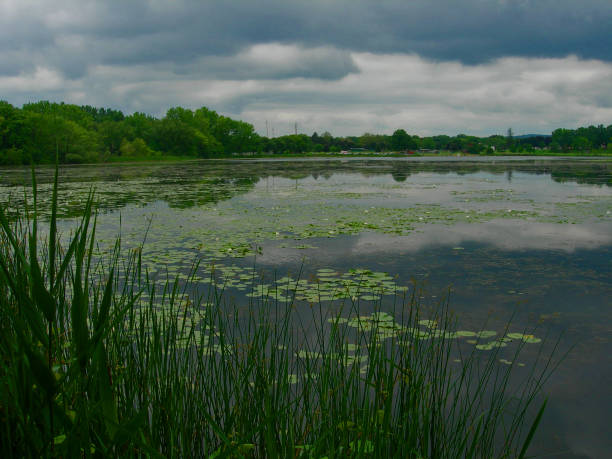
[1,100,610,165]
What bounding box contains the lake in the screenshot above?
[1,156,610,458]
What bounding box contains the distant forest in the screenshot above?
[1,100,611,164]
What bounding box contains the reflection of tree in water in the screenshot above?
[0,163,260,219]
[163,177,259,209]
[0,159,609,218]
[3,159,610,187]
[550,164,612,187]
[230,159,609,184]
[391,170,408,182]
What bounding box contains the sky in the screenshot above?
[1,0,612,137]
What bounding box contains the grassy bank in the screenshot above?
[104,154,200,163]
[0,169,559,457]
[3,151,610,169]
[99,150,612,163]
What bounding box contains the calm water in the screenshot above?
[1,157,611,458]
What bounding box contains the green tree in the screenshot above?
[119,138,156,157]
[124,112,157,147]
[552,128,574,151]
[572,136,591,151]
[391,129,411,151]
[358,133,390,152]
[98,120,132,157]
[506,128,515,150]
[419,137,436,150]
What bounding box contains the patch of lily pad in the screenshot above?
[327,311,543,353]
[47,175,609,267]
[188,265,413,305]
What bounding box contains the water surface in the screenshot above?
[1,157,610,458]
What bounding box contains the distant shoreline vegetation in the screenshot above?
[1,100,611,165]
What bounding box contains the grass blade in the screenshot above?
[518,398,547,459]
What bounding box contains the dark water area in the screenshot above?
[1,157,610,457]
[296,237,611,458]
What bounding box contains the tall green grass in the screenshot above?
[0,168,557,457]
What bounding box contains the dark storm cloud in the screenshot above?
[172,45,358,81]
[1,0,611,137]
[2,0,611,80]
[100,0,612,64]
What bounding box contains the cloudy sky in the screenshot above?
[1,0,611,137]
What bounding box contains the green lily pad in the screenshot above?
[507,332,525,340]
[455,330,477,337]
[360,295,381,301]
[475,330,497,339]
[522,336,542,344]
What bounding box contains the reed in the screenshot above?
[0,167,557,457]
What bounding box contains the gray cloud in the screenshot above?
[2,50,611,136]
[179,45,358,81]
[230,54,612,136]
[1,0,612,80]
[1,0,611,136]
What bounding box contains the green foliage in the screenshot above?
[263,134,312,154]
[552,124,612,151]
[0,167,150,455]
[0,147,25,165]
[0,170,560,457]
[0,101,261,164]
[391,129,416,151]
[305,124,609,155]
[119,137,157,158]
[1,99,609,164]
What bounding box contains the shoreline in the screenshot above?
[3,152,611,169]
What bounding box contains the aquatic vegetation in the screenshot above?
[3,161,610,278]
[507,332,543,344]
[0,169,559,457]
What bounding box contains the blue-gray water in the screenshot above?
[1,157,610,457]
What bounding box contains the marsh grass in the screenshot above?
[0,167,558,457]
